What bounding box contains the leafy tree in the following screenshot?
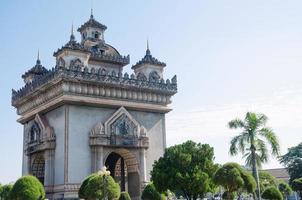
[151,140,219,200]
[0,184,13,200]
[10,175,45,200]
[278,182,292,200]
[259,171,278,192]
[286,159,302,183]
[141,183,164,200]
[228,112,280,199]
[78,168,120,200]
[119,191,131,200]
[279,143,302,165]
[291,178,302,199]
[214,163,256,199]
[261,186,283,200]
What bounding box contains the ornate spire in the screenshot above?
[36,50,41,65]
[90,8,94,19]
[146,39,151,55]
[70,23,75,41]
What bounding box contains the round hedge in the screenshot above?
[261,186,283,200]
[119,191,131,200]
[10,175,45,200]
[78,172,120,200]
[142,183,164,200]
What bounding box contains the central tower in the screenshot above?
[12,11,177,200]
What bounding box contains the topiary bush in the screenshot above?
[119,191,131,200]
[0,184,13,200]
[261,186,283,200]
[142,183,164,200]
[10,175,45,200]
[78,168,120,200]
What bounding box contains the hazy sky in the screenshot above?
[1,0,302,184]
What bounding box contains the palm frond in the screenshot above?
[228,118,245,129]
[259,127,280,156]
[255,139,269,163]
[229,135,240,155]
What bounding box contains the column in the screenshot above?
[44,149,55,186]
[139,149,147,183]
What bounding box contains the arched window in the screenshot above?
[30,122,41,142]
[94,31,99,39]
[31,156,45,184]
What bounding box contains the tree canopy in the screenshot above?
[213,162,256,199]
[291,178,302,199]
[10,175,45,200]
[151,140,219,200]
[0,184,13,200]
[78,168,120,200]
[278,182,292,199]
[279,143,302,165]
[259,171,278,192]
[261,186,283,200]
[141,183,165,200]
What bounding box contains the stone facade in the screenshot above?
[12,11,177,200]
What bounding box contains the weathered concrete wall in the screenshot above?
[45,106,65,185]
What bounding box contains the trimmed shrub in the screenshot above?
[0,184,13,200]
[78,171,120,200]
[119,191,131,200]
[261,186,283,200]
[142,183,164,200]
[291,178,302,199]
[10,175,45,200]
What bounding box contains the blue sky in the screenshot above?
[1,0,302,184]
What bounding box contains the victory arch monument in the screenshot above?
[11,11,177,200]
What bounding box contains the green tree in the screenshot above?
[214,163,256,199]
[278,182,292,200]
[291,178,302,199]
[141,183,164,200]
[10,175,45,200]
[151,140,219,200]
[259,171,278,192]
[0,184,13,200]
[279,143,302,165]
[78,168,120,200]
[261,186,283,200]
[119,191,131,200]
[228,112,280,199]
[280,144,302,183]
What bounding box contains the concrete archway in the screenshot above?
[104,149,140,199]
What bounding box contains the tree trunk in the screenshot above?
[251,146,261,200]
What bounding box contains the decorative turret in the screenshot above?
[22,52,48,84]
[132,41,166,82]
[78,9,108,52]
[53,24,90,69]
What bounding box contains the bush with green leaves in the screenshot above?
[0,184,13,200]
[78,169,120,200]
[214,162,256,199]
[259,171,278,192]
[119,191,131,200]
[10,175,45,200]
[291,178,302,199]
[142,183,165,200]
[151,141,219,200]
[278,181,292,199]
[261,186,283,200]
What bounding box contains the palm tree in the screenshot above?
[228,112,280,200]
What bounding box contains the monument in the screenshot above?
[12,11,177,200]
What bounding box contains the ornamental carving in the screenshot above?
[70,58,84,68]
[149,71,160,82]
[89,107,149,148]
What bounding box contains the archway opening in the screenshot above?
[31,156,45,184]
[105,152,127,191]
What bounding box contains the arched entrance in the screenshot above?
[105,150,140,199]
[105,152,127,191]
[31,155,45,184]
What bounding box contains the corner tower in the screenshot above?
[12,11,177,200]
